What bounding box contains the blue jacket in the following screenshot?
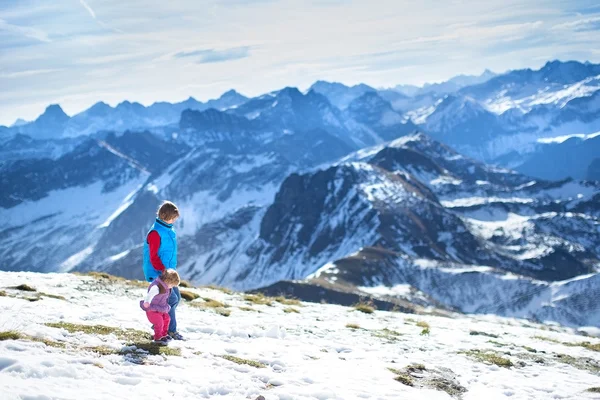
[142,218,178,282]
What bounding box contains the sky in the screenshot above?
[0,0,599,126]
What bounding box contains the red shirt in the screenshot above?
[147,230,166,272]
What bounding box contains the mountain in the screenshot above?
[346,92,418,141]
[87,130,600,326]
[516,134,600,181]
[393,69,497,97]
[0,132,188,272]
[3,90,250,139]
[10,118,28,127]
[3,66,600,327]
[309,81,377,109]
[18,104,70,139]
[404,61,600,163]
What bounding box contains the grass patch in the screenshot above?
[180,290,200,301]
[11,284,36,292]
[189,297,228,308]
[216,308,231,317]
[488,340,506,347]
[283,307,300,314]
[388,369,414,386]
[0,290,6,296]
[373,328,403,342]
[420,328,431,336]
[461,349,513,368]
[470,330,499,338]
[587,387,600,393]
[353,302,375,314]
[220,355,266,368]
[179,280,193,288]
[406,363,426,372]
[346,323,361,330]
[430,377,467,397]
[416,321,430,329]
[0,331,22,341]
[238,306,258,312]
[26,297,41,302]
[274,296,301,306]
[577,342,600,352]
[0,330,66,348]
[45,322,147,342]
[534,336,600,352]
[85,346,119,356]
[553,353,600,374]
[533,335,561,344]
[39,292,67,301]
[522,346,538,353]
[123,342,181,357]
[244,294,273,306]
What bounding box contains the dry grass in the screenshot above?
[416,321,430,329]
[11,284,36,292]
[216,308,231,317]
[353,302,375,314]
[238,306,258,312]
[179,280,193,288]
[180,290,200,301]
[274,296,302,306]
[244,294,273,306]
[283,307,300,314]
[0,330,66,348]
[0,331,22,341]
[461,349,513,368]
[123,342,181,357]
[346,323,361,330]
[220,355,266,368]
[45,322,147,342]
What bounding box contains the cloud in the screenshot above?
[0,18,50,42]
[554,17,600,32]
[0,68,60,78]
[79,0,96,19]
[174,46,251,63]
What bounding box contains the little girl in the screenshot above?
[140,269,180,344]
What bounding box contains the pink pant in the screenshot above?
[146,311,170,340]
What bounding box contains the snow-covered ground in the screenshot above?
[1,271,600,400]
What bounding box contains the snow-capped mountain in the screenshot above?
[1,90,249,139]
[397,60,600,165]
[87,131,600,326]
[309,81,378,110]
[515,133,600,181]
[394,69,497,97]
[3,61,600,328]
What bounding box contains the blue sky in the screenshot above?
[0,0,599,125]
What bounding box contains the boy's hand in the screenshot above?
[143,302,150,309]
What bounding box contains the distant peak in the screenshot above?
[11,118,28,127]
[277,87,303,98]
[40,104,69,119]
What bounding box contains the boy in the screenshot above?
[142,201,184,340]
[140,269,181,344]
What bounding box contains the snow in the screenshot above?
[440,197,534,208]
[1,271,600,400]
[98,184,142,228]
[537,130,600,144]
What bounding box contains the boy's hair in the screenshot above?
[161,269,180,286]
[157,201,179,221]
